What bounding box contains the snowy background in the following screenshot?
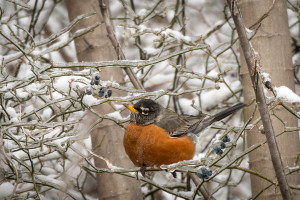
[0,0,299,199]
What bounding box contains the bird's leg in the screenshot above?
[140,163,147,177]
[171,171,177,178]
[187,172,191,191]
[135,171,139,180]
[163,168,177,178]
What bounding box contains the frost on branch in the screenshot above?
[274,86,300,104]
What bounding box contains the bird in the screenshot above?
[123,99,245,168]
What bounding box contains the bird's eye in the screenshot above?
[140,107,150,115]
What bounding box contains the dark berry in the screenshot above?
[265,81,272,89]
[99,87,106,97]
[220,142,226,149]
[222,135,230,143]
[201,167,208,174]
[213,145,223,155]
[27,116,33,122]
[197,167,212,179]
[95,74,100,80]
[202,168,212,176]
[86,88,92,95]
[107,89,112,97]
[95,80,100,85]
[197,172,204,179]
[206,169,212,176]
[216,149,223,155]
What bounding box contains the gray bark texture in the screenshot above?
[238,0,300,199]
[65,0,143,199]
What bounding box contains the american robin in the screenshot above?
[123,99,245,168]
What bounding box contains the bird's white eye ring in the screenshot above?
[141,111,149,115]
[140,107,149,112]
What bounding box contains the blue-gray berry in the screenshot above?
[222,135,230,143]
[197,167,212,179]
[95,74,100,80]
[27,116,33,122]
[107,89,112,97]
[220,142,226,149]
[99,87,106,97]
[86,88,92,95]
[213,145,223,155]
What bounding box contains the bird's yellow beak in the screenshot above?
[124,104,139,114]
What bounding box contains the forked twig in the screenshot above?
[98,0,144,90]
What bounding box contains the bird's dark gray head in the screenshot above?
[124,99,161,125]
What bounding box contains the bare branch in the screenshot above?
[98,0,144,90]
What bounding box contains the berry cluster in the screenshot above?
[197,167,212,180]
[98,86,112,98]
[85,73,112,98]
[213,135,231,155]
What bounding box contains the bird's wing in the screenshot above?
[155,103,245,137]
[154,108,205,137]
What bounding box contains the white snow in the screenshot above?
[274,86,300,103]
[200,80,242,110]
[36,174,67,188]
[16,90,29,99]
[41,107,53,120]
[23,105,34,114]
[53,76,89,98]
[82,95,100,107]
[138,24,147,33]
[137,8,147,18]
[6,107,18,117]
[178,98,200,115]
[144,47,159,55]
[245,27,254,39]
[166,10,175,22]
[10,117,20,123]
[51,136,74,150]
[207,70,219,79]
[0,182,14,198]
[161,28,191,42]
[106,111,125,121]
[39,151,61,161]
[261,72,271,82]
[41,167,58,176]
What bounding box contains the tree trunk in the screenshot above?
[239,0,300,199]
[65,0,143,199]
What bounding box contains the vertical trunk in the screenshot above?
[65,0,143,199]
[239,0,300,199]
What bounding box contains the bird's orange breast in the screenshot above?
[123,123,195,167]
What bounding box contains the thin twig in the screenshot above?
[190,173,216,200]
[98,0,144,90]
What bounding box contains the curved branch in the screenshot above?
[98,0,144,90]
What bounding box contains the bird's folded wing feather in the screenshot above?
[154,108,206,137]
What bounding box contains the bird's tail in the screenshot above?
[210,103,246,123]
[193,103,246,134]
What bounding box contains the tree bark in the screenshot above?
[239,0,300,199]
[65,0,143,199]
